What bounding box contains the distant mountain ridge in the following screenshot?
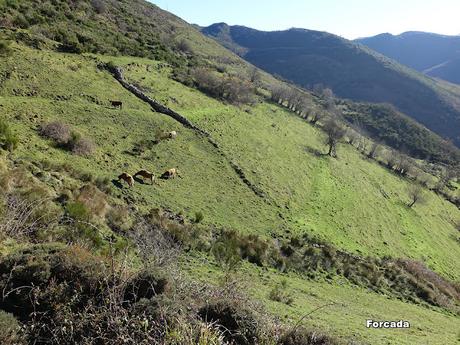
[356,31,460,84]
[202,23,460,147]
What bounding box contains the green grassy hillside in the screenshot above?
[1,42,458,278]
[119,55,460,280]
[0,1,459,344]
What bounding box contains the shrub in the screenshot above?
[124,268,170,304]
[0,118,19,152]
[76,184,109,219]
[66,201,91,221]
[91,0,107,14]
[68,132,95,156]
[269,280,294,305]
[279,327,342,345]
[0,244,106,320]
[39,121,71,145]
[194,211,204,223]
[107,206,132,232]
[0,40,12,56]
[198,300,261,345]
[176,38,192,53]
[95,176,112,194]
[0,310,25,344]
[12,13,29,28]
[212,233,242,273]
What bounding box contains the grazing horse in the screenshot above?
[161,168,180,179]
[118,172,134,187]
[134,170,155,184]
[110,100,123,109]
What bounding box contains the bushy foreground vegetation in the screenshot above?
[0,167,350,344]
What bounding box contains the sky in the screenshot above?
[150,0,460,39]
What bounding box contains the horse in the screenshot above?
[118,172,134,187]
[133,170,155,184]
[110,100,123,109]
[161,168,181,179]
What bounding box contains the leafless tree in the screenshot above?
[323,119,346,157]
[407,184,426,208]
[270,85,289,104]
[368,142,381,159]
[434,166,457,192]
[177,39,192,54]
[297,98,313,118]
[345,128,359,146]
[309,110,326,125]
[396,153,413,176]
[249,66,261,85]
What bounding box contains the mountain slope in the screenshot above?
[356,31,460,84]
[202,24,460,147]
[1,40,459,344]
[0,1,460,344]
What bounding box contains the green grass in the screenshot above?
[186,255,460,345]
[1,44,459,344]
[121,58,460,280]
[2,45,459,279]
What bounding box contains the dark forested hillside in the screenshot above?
[202,24,460,147]
[356,31,460,84]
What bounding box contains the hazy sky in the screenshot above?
[150,0,460,39]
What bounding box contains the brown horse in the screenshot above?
[134,170,155,184]
[118,172,134,187]
[161,168,181,179]
[110,100,123,109]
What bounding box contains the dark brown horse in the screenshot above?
[110,100,123,109]
[134,170,155,184]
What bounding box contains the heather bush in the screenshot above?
[68,132,95,156]
[39,121,71,145]
[0,310,25,345]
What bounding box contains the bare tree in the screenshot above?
[396,153,413,176]
[249,66,261,85]
[270,85,289,104]
[368,142,381,159]
[323,119,345,157]
[434,166,457,192]
[407,184,426,208]
[297,98,313,118]
[345,128,359,146]
[309,110,326,125]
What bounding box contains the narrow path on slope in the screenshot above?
[109,66,274,204]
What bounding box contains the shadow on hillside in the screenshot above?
[303,146,326,157]
[111,179,124,189]
[133,176,146,184]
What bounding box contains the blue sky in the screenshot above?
[150,0,460,39]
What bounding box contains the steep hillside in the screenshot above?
[202,23,460,147]
[356,31,460,84]
[0,1,460,344]
[1,41,459,345]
